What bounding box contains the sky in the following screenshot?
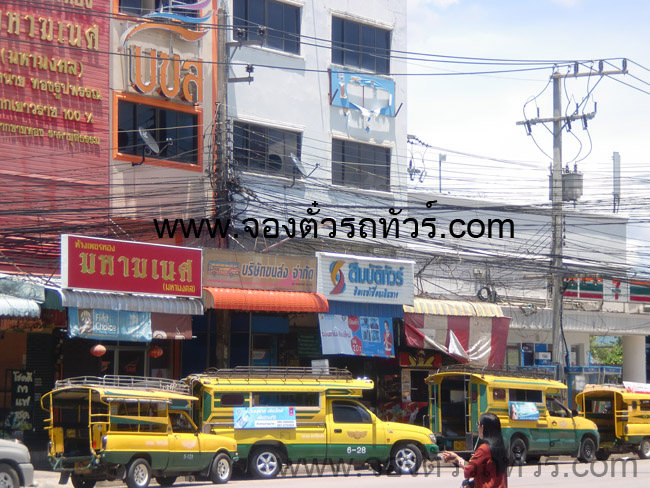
[405,0,650,270]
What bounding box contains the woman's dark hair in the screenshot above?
[479,412,508,474]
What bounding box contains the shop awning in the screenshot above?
[57,290,203,315]
[403,298,504,317]
[403,298,510,367]
[204,287,329,313]
[0,294,40,318]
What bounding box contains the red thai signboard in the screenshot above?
[61,235,202,298]
[0,0,110,273]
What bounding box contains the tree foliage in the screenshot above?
[589,336,623,365]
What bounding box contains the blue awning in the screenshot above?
[0,294,40,318]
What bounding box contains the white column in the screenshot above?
[622,335,647,383]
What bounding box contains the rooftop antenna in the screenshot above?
[134,127,172,166]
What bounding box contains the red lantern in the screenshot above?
[148,346,163,358]
[90,344,106,357]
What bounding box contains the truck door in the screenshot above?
[546,398,577,453]
[168,411,202,471]
[326,400,386,463]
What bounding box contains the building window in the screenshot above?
[233,121,301,177]
[332,17,390,74]
[119,0,199,17]
[332,139,390,191]
[117,99,199,165]
[233,0,300,54]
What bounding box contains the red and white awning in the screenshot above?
[403,299,510,367]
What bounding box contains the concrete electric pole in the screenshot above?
[517,61,627,376]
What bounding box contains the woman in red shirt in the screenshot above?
[441,413,508,488]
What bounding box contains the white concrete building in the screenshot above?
[226,0,409,246]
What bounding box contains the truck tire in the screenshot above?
[390,443,422,475]
[210,453,232,484]
[595,449,610,461]
[0,464,19,488]
[126,458,151,488]
[154,477,177,487]
[526,456,541,465]
[578,436,596,463]
[509,436,527,466]
[249,447,282,479]
[70,475,97,488]
[638,437,650,459]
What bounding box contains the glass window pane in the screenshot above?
[119,0,142,16]
[176,112,196,163]
[266,1,284,50]
[375,29,390,74]
[248,0,264,41]
[343,20,359,67]
[117,100,137,156]
[284,4,300,54]
[249,126,267,171]
[267,128,285,172]
[233,123,249,168]
[361,25,376,71]
[331,17,343,65]
[233,0,247,35]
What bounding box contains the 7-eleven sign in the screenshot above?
[603,279,629,302]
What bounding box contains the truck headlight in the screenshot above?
[429,433,437,443]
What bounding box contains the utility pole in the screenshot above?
[215,7,229,247]
[517,61,627,378]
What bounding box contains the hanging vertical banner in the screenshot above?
[319,314,395,358]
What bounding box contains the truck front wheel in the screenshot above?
[390,443,422,475]
[210,453,232,484]
[578,437,596,463]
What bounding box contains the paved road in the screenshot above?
[32,457,650,488]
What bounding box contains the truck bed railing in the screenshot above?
[199,366,354,380]
[54,375,190,394]
[435,364,556,380]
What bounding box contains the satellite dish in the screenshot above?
[138,127,160,154]
[290,152,318,177]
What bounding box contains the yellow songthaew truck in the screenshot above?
[576,384,650,460]
[186,366,439,478]
[426,366,600,465]
[41,376,238,488]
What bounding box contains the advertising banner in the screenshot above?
[233,407,297,429]
[316,252,414,305]
[508,402,540,421]
[68,307,151,342]
[319,314,395,358]
[203,249,316,292]
[61,235,202,297]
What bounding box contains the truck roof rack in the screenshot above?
[199,366,354,380]
[435,364,557,380]
[54,375,190,395]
